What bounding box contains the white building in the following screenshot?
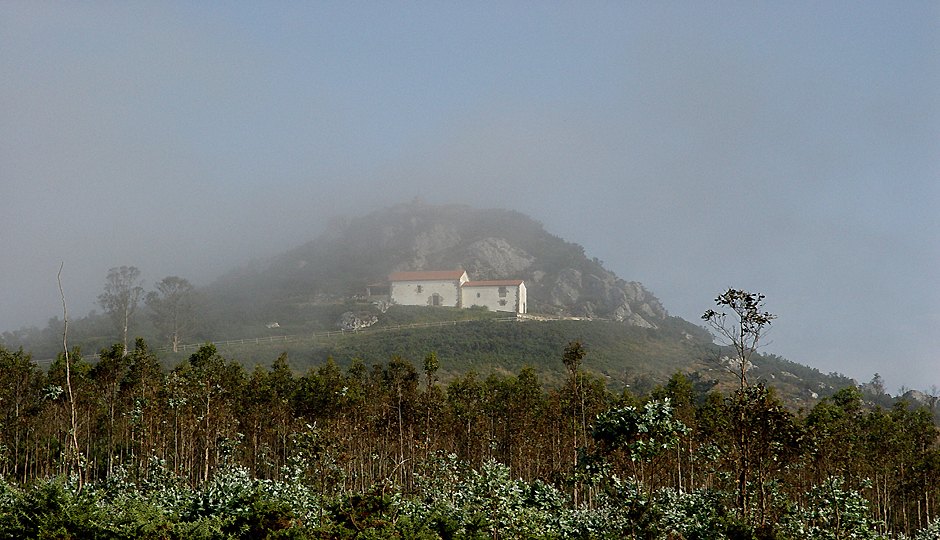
[388,270,527,314]
[461,280,527,314]
[388,270,469,307]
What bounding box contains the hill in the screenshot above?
[2,201,862,406]
[204,199,667,328]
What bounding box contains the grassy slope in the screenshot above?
[157,306,853,406]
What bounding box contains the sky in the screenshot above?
[2,2,938,393]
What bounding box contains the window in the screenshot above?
[498,286,507,298]
[416,285,423,293]
[431,293,442,306]
[499,299,507,306]
[476,292,481,298]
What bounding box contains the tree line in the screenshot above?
[0,348,936,536]
[2,266,198,362]
[0,288,938,537]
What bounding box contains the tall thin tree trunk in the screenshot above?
[122,306,130,358]
[204,392,211,483]
[58,263,83,491]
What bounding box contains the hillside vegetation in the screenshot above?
[162,306,852,405]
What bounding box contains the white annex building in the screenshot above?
[461,280,526,314]
[388,270,526,314]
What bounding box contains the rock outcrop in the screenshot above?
[338,311,378,331]
[463,238,535,278]
[539,263,665,327]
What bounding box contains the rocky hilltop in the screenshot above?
[214,201,667,328]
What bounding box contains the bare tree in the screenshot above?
[98,266,144,357]
[702,288,776,389]
[146,276,195,352]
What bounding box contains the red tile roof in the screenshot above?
[389,270,467,282]
[462,280,524,287]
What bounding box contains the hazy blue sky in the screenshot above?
[2,2,937,392]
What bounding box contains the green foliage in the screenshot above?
[406,453,570,539]
[913,518,940,540]
[652,488,736,540]
[787,477,884,540]
[593,398,689,463]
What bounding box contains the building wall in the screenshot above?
[518,283,527,314]
[461,282,527,314]
[390,279,462,307]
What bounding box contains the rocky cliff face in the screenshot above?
[463,237,536,278]
[523,253,666,327]
[248,201,669,328]
[540,268,666,327]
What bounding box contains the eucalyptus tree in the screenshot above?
[727,383,803,529]
[121,338,163,476]
[341,359,382,492]
[293,358,347,424]
[145,276,195,353]
[383,356,419,487]
[507,366,548,480]
[263,353,297,477]
[482,372,541,469]
[97,266,144,357]
[562,340,588,496]
[563,340,588,445]
[805,387,866,488]
[422,351,441,452]
[242,363,294,479]
[703,289,780,524]
[44,348,91,482]
[861,401,940,535]
[447,371,486,465]
[592,398,689,493]
[183,343,244,483]
[651,372,698,492]
[0,345,44,481]
[88,343,130,477]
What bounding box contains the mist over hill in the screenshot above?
[2,201,872,408]
[208,200,667,327]
[4,201,673,359]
